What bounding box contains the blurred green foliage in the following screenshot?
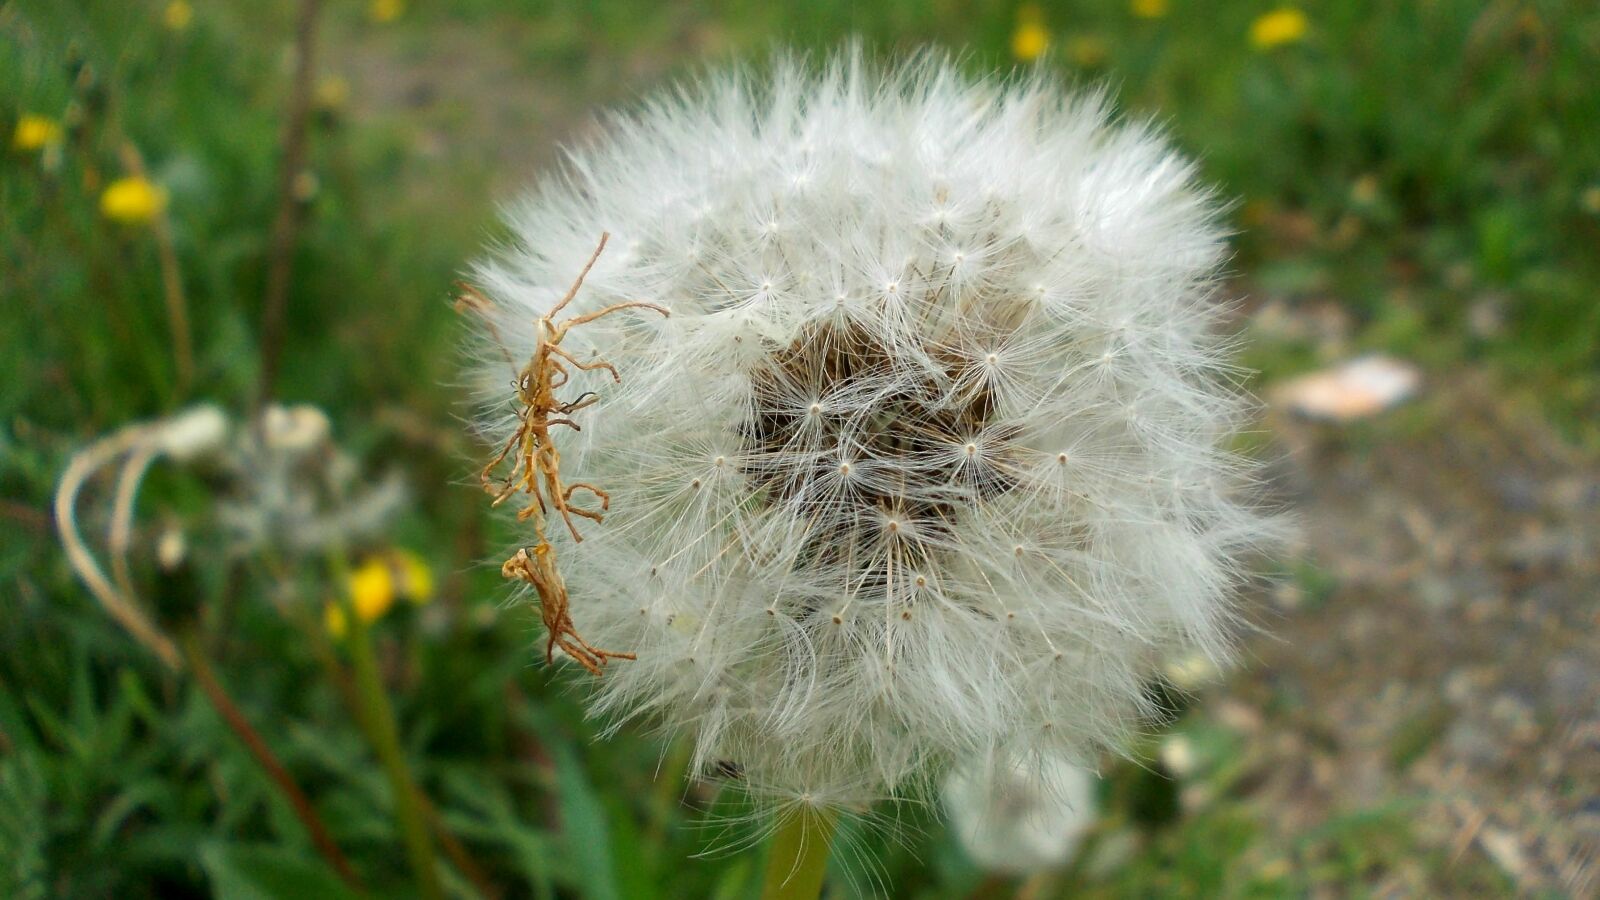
[1,0,1582,896]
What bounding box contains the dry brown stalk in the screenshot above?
[117,142,194,396]
[257,0,323,406]
[54,426,182,669]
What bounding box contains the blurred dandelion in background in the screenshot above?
[1010,5,1050,62]
[212,404,407,558]
[1249,8,1308,50]
[54,402,408,664]
[12,113,62,152]
[944,752,1099,874]
[100,175,167,226]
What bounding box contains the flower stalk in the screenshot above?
[258,0,323,406]
[340,581,445,900]
[117,141,193,398]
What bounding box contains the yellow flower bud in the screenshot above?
[100,176,168,226]
[1250,8,1308,49]
[13,114,63,152]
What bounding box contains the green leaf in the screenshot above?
[199,842,361,900]
[552,742,621,900]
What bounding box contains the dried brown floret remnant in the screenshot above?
[459,233,668,675]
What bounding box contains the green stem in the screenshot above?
[760,806,837,900]
[346,608,444,900]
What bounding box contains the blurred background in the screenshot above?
[2,1,1597,897]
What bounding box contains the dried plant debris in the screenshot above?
[55,403,407,666]
[1274,355,1422,422]
[464,233,668,675]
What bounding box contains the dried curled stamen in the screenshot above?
[464,232,668,675]
[502,545,636,676]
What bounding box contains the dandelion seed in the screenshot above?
[1250,8,1308,49]
[1159,733,1197,778]
[467,52,1279,808]
[944,752,1099,874]
[12,114,62,152]
[101,176,168,226]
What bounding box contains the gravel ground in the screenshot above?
[1220,371,1599,896]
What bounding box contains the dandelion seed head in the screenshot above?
[469,51,1278,806]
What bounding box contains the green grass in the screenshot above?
[1,0,1591,896]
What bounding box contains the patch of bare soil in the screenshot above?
[1227,372,1598,895]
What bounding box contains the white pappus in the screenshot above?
[467,51,1279,810]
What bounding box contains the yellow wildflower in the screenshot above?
[1250,8,1308,49]
[163,0,193,31]
[100,176,168,225]
[13,114,62,152]
[1066,35,1109,68]
[347,557,398,623]
[326,551,431,637]
[390,550,435,604]
[1011,4,1050,62]
[1131,0,1169,20]
[368,0,403,23]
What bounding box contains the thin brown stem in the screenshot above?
[118,142,194,397]
[417,791,501,900]
[177,628,363,891]
[257,0,323,406]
